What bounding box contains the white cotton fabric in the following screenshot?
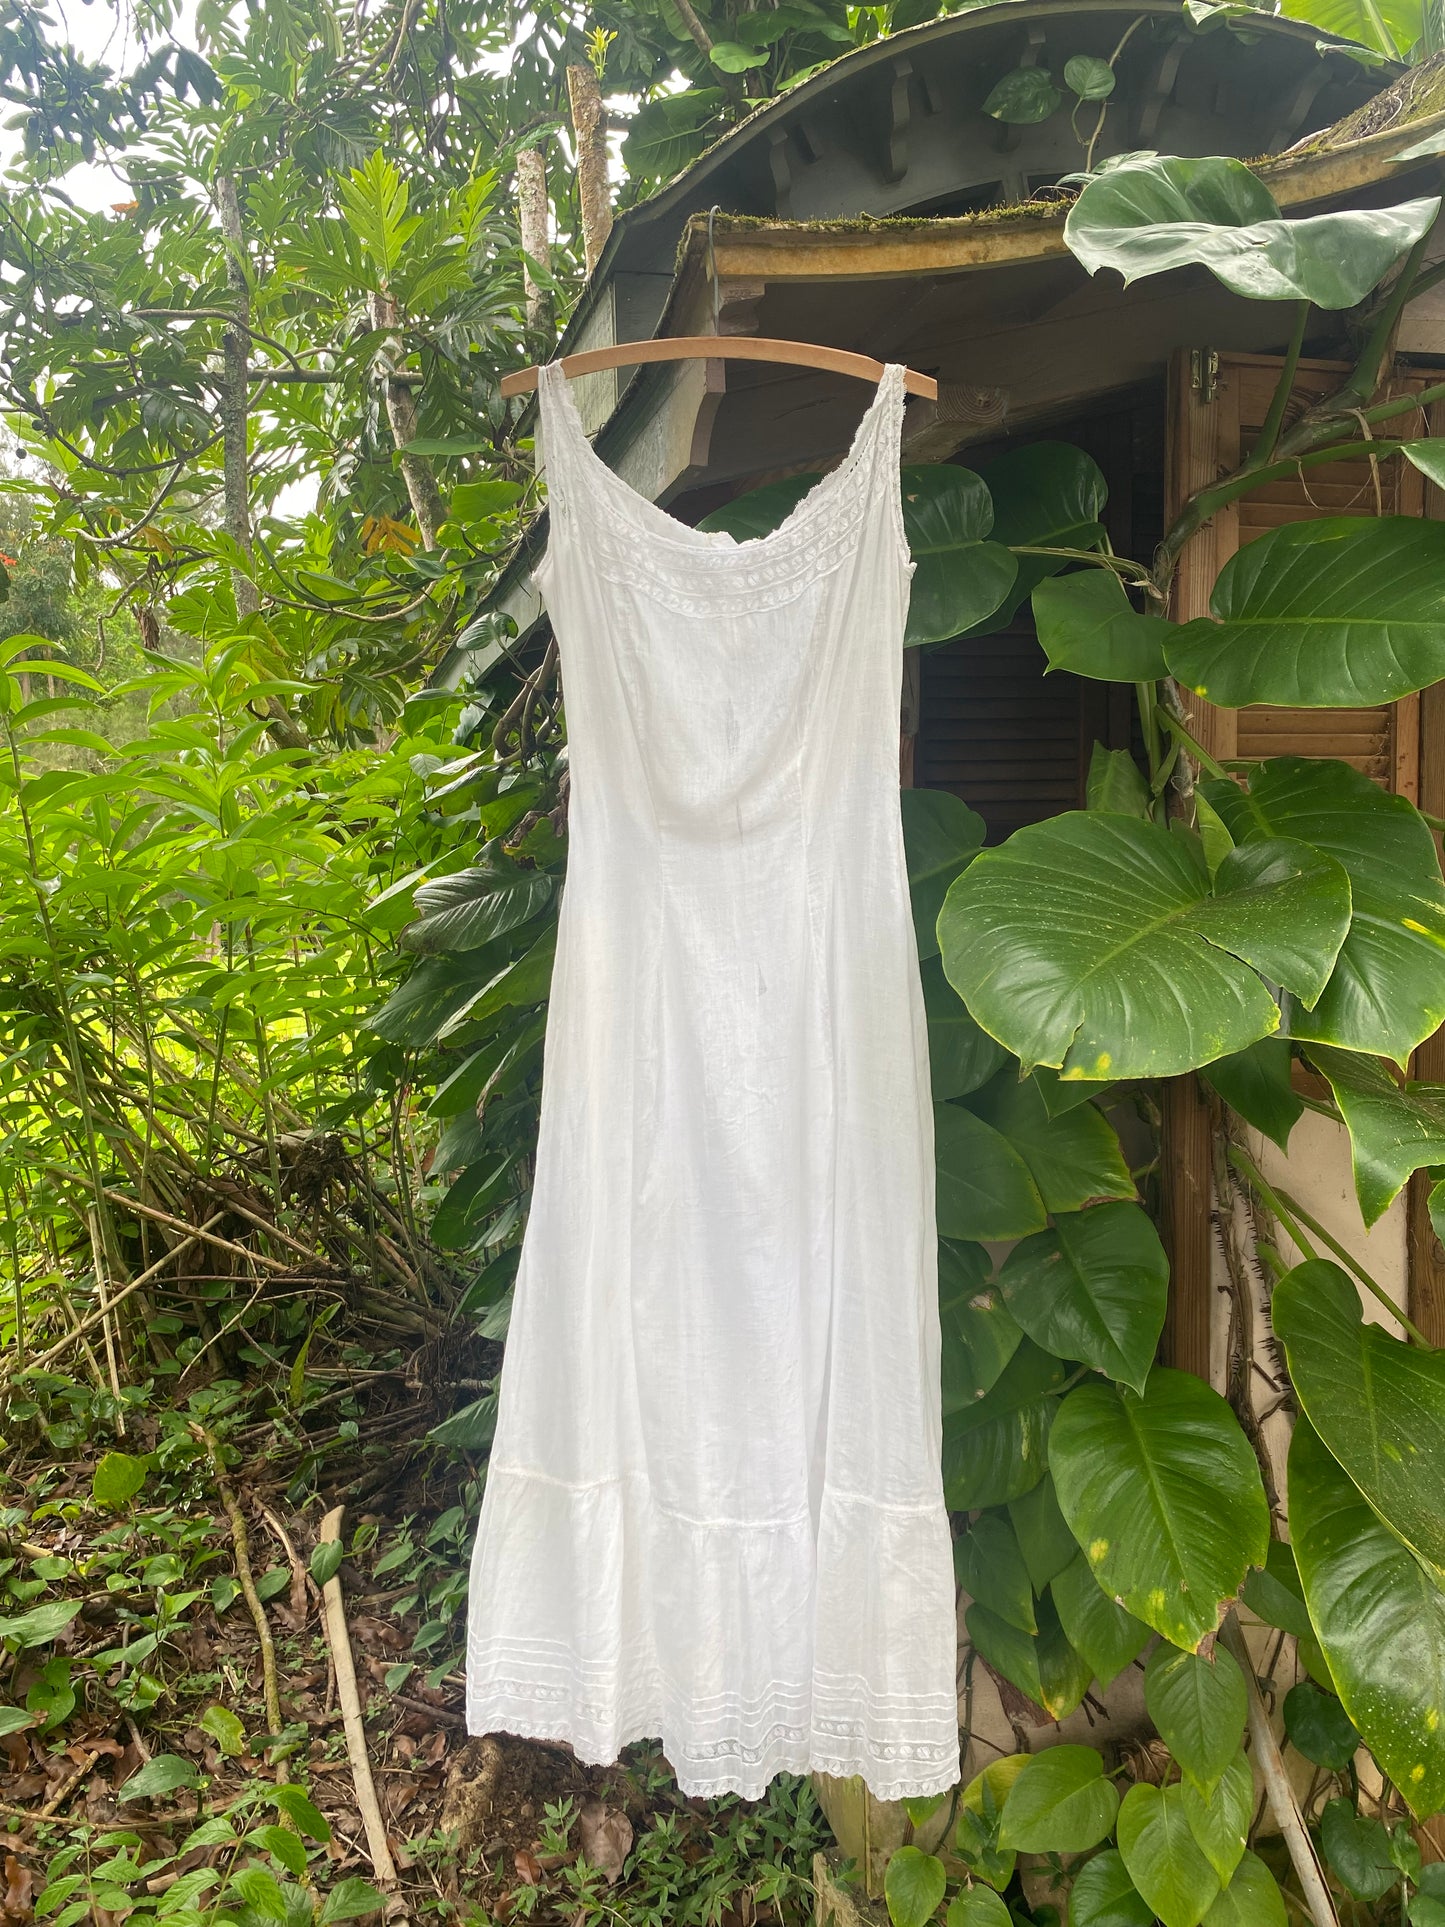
[464,360,960,1800]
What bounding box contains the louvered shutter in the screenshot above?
[1167,348,1445,1362]
[1168,350,1443,800]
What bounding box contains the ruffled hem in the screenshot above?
[466,1682,959,1801]
[465,1467,960,1800]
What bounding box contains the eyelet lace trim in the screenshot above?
[466,1644,960,1799]
[538,361,907,617]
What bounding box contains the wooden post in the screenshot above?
[1410,680,1445,1344]
[567,64,613,277]
[1160,1075,1214,1379]
[517,145,552,337]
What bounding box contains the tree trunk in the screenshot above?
[213,174,259,624]
[567,64,613,277]
[369,289,445,550]
[517,145,552,338]
[214,174,307,752]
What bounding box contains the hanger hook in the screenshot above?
[706,203,721,335]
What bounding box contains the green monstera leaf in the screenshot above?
[967,1590,1092,1721]
[1281,0,1424,58]
[944,1339,1067,1509]
[998,1201,1167,1395]
[923,957,1009,1099]
[1050,1370,1270,1651]
[1200,1854,1287,1927]
[903,787,986,962]
[1064,154,1437,306]
[1117,1783,1221,1927]
[939,1237,1021,1412]
[1283,1682,1361,1772]
[1205,757,1445,1063]
[1290,1417,1445,1818]
[1201,1038,1302,1152]
[935,1103,1047,1241]
[956,1513,1036,1632]
[901,466,1018,645]
[965,1072,1135,1213]
[1166,519,1445,709]
[971,442,1109,630]
[1033,571,1172,681]
[939,811,1351,1080]
[1051,1553,1152,1689]
[1144,1645,1248,1795]
[1010,1474,1079,1592]
[983,65,1062,123]
[403,860,554,954]
[1070,1850,1155,1927]
[1307,1047,1445,1226]
[1274,1257,1445,1575]
[1182,1750,1252,1886]
[885,1847,947,1927]
[999,1746,1119,1853]
[697,472,818,542]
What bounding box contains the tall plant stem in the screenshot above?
[1250,302,1310,470]
[244,927,283,1202]
[1227,1145,1429,1344]
[192,1424,287,1774]
[1218,1611,1341,1927]
[1160,710,1229,780]
[214,173,306,750]
[214,175,258,623]
[84,1205,126,1425]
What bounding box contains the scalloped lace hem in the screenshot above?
[464,1676,961,1800]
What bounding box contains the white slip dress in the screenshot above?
[464,360,960,1801]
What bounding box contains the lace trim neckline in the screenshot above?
[538,359,905,562]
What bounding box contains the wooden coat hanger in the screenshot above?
[499,336,937,400]
[503,205,935,401]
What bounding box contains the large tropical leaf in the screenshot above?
[1050,1370,1270,1650]
[1064,155,1437,306]
[939,1237,1021,1412]
[620,89,725,183]
[956,1514,1037,1632]
[1200,1038,1301,1153]
[1274,1257,1445,1575]
[900,466,1018,645]
[403,861,554,954]
[1280,0,1424,57]
[935,1102,1048,1240]
[1205,757,1445,1062]
[1034,571,1171,682]
[1143,1645,1248,1795]
[966,1072,1135,1213]
[943,1339,1067,1509]
[999,1747,1119,1853]
[997,1201,1167,1395]
[1182,1756,1253,1891]
[1307,1046,1445,1225]
[697,473,818,543]
[1010,1474,1079,1592]
[970,443,1109,631]
[1117,1783,1220,1927]
[1166,519,1445,709]
[1200,1854,1287,1927]
[1070,1851,1154,1927]
[903,787,985,962]
[367,949,503,1047]
[923,956,1008,1099]
[939,812,1351,1079]
[967,1590,1092,1721]
[1289,1417,1445,1818]
[1051,1553,1152,1689]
